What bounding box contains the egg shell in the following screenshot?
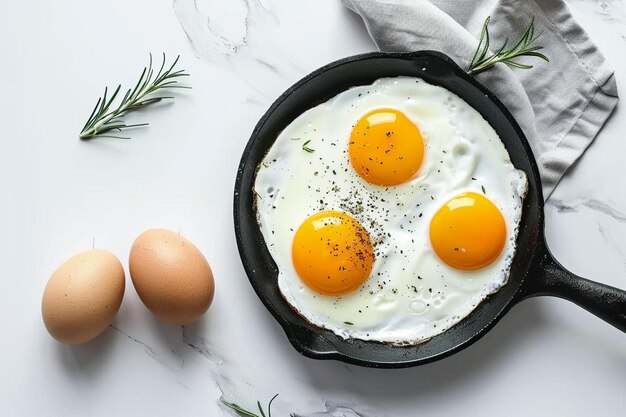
[41,249,125,345]
[129,229,215,325]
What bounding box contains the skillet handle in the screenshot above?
[522,250,626,332]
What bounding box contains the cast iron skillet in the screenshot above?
[234,51,626,368]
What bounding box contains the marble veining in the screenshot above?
[547,197,626,223]
[110,325,157,359]
[181,324,224,365]
[180,325,253,407]
[173,0,307,101]
[293,402,373,417]
[108,321,374,416]
[110,324,247,409]
[597,222,626,272]
[110,325,185,372]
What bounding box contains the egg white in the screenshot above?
[255,77,527,344]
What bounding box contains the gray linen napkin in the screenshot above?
[342,0,619,199]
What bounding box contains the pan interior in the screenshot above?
[234,51,543,367]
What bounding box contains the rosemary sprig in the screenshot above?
[79,53,190,140]
[221,394,279,417]
[302,140,315,153]
[467,16,549,76]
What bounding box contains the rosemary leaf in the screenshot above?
[79,53,190,140]
[267,394,278,417]
[221,400,261,417]
[302,140,315,153]
[467,16,549,76]
[257,401,267,417]
[221,394,279,417]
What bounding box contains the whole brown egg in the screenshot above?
[129,229,215,324]
[42,249,125,344]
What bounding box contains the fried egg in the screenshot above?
[255,77,527,344]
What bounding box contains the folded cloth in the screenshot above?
[342,0,618,199]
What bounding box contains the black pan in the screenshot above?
[233,51,626,368]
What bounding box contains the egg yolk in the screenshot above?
[349,108,424,186]
[429,192,506,270]
[292,210,374,295]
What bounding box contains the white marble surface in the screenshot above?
[2,1,626,416]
